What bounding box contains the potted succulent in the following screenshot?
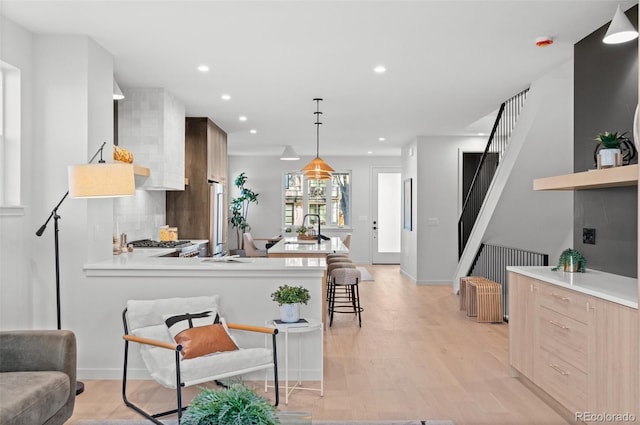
[181,382,278,425]
[229,172,259,255]
[270,284,311,323]
[552,248,586,273]
[595,131,628,168]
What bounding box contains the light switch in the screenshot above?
[427,218,439,226]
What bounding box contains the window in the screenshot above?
[283,172,351,228]
[0,61,22,210]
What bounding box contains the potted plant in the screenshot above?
[551,248,586,273]
[271,284,311,323]
[181,382,278,425]
[229,172,259,255]
[595,131,628,168]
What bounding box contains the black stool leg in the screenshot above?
[355,281,362,327]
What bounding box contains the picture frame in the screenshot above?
[403,178,412,231]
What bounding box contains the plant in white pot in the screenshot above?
[270,284,310,323]
[595,131,628,168]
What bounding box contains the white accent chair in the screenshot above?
[122,295,279,424]
[342,233,352,249]
[243,233,268,257]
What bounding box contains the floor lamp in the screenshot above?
[35,141,135,395]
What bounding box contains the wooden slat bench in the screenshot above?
[459,276,503,323]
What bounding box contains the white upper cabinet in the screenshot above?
[118,88,185,190]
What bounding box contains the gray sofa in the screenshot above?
[0,330,76,425]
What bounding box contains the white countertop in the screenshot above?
[268,236,349,255]
[507,266,638,309]
[84,250,327,277]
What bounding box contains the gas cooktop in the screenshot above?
[128,239,192,248]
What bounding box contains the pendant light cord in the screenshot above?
[314,98,323,158]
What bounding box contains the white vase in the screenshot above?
[279,303,300,323]
[597,148,621,169]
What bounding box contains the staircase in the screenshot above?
[454,89,529,290]
[458,89,529,258]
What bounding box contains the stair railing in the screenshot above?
[458,89,529,258]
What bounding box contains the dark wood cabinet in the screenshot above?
[166,118,228,249]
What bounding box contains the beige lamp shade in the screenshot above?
[68,163,135,198]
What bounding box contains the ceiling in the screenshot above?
[1,0,636,157]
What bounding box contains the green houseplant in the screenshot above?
[594,131,629,168]
[271,284,311,323]
[229,172,259,252]
[181,382,278,425]
[595,131,629,149]
[552,248,586,273]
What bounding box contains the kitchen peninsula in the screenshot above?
[267,236,349,258]
[81,252,325,381]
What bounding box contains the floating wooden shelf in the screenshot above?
[533,164,638,191]
[133,165,150,177]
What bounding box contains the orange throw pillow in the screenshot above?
[174,324,238,359]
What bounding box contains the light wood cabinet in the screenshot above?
[207,119,228,184]
[508,272,538,380]
[536,281,593,413]
[509,272,638,419]
[589,298,639,416]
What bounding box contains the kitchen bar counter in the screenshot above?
[267,236,349,258]
[506,266,637,308]
[85,253,326,277]
[79,252,325,381]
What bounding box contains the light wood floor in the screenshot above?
[69,265,568,424]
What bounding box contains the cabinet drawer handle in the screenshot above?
[549,320,569,330]
[550,293,570,301]
[549,363,569,376]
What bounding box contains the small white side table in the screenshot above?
[265,318,324,405]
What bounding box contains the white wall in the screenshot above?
[408,136,488,284]
[0,15,34,329]
[228,155,401,263]
[483,61,574,262]
[400,140,418,280]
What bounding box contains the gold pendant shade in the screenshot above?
[301,98,333,179]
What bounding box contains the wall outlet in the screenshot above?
[583,228,596,245]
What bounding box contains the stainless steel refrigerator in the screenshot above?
[209,181,225,256]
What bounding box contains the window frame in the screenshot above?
[282,171,351,229]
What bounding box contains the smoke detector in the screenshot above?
[535,36,554,47]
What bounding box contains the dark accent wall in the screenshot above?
[574,5,638,277]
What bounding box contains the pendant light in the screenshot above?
[280,145,300,161]
[603,5,638,44]
[301,98,334,180]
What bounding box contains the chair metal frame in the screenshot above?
[122,308,279,424]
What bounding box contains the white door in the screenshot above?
[371,167,401,264]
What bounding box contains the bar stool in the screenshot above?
[328,267,363,327]
[326,261,355,304]
[326,253,349,261]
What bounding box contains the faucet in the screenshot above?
[303,213,321,244]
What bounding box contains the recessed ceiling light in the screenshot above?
[250,129,257,134]
[477,132,488,136]
[367,151,373,154]
[378,137,386,142]
[197,65,210,72]
[221,94,231,100]
[373,65,386,74]
[239,116,247,121]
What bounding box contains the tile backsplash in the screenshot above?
[114,190,166,241]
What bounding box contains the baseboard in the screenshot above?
[515,373,584,425]
[416,280,453,286]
